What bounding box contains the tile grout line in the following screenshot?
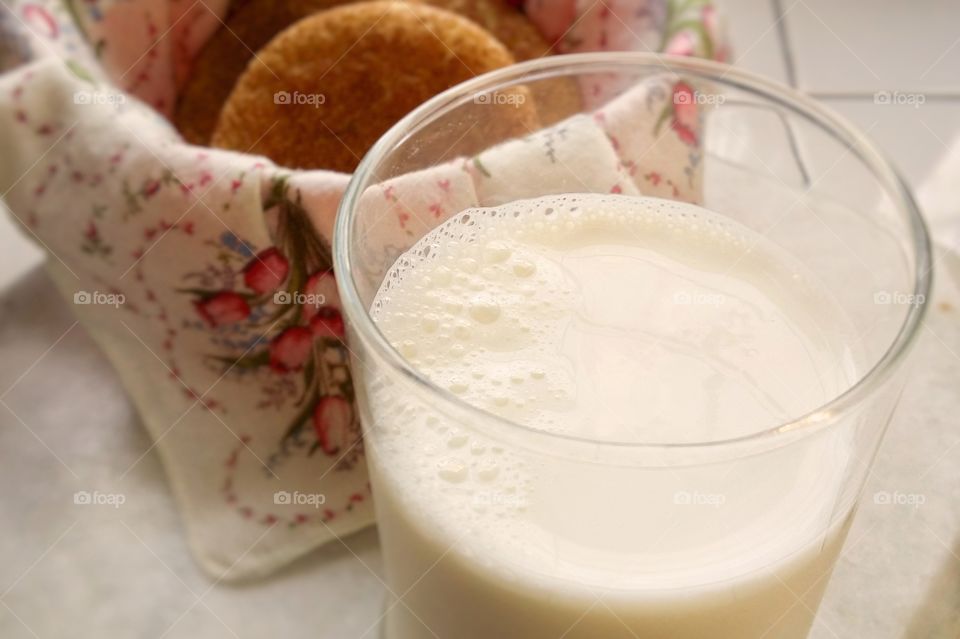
[763,0,812,187]
[771,0,799,88]
[808,90,960,101]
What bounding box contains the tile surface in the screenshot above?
[722,0,791,83]
[820,97,960,188]
[0,203,44,294]
[784,0,960,93]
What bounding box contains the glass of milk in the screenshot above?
[334,54,931,639]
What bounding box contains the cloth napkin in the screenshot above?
[0,0,722,580]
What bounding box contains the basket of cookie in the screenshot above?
[0,0,725,579]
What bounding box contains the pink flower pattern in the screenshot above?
[243,247,289,294]
[668,81,700,147]
[195,291,251,327]
[180,176,363,472]
[0,0,723,545]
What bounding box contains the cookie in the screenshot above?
[425,0,551,61]
[210,2,536,172]
[174,0,552,145]
[426,0,584,126]
[174,0,349,145]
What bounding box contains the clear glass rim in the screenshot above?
[334,52,933,451]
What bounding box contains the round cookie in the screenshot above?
[174,0,349,145]
[429,0,581,124]
[425,0,551,61]
[174,0,554,145]
[211,2,535,172]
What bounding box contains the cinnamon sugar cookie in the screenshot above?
[426,0,551,61]
[174,0,348,145]
[174,0,554,145]
[427,0,583,125]
[210,2,535,172]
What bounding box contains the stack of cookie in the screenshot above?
[174,0,577,172]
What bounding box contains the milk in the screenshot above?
[367,194,860,638]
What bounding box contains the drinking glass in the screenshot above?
[334,53,931,639]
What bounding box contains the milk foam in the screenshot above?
[373,193,857,444]
[367,194,858,631]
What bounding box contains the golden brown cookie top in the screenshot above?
[174,0,350,145]
[174,0,548,145]
[422,0,551,61]
[210,1,525,172]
